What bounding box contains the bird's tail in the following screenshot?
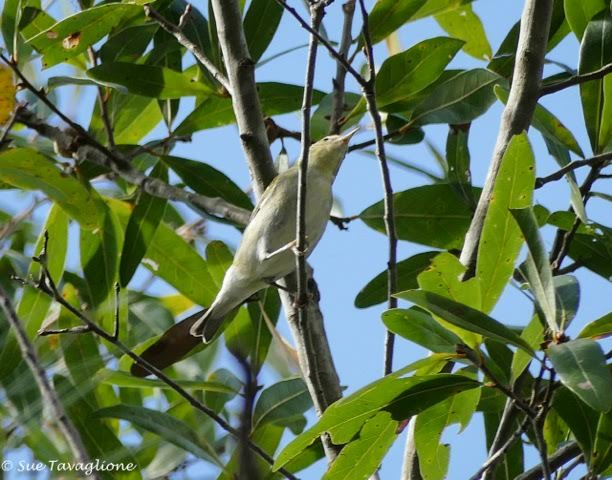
[189,302,230,343]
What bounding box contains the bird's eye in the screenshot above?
[323,137,330,142]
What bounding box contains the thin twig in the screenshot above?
[20,237,298,480]
[469,416,531,480]
[329,0,356,134]
[458,345,536,417]
[144,5,232,94]
[358,0,398,375]
[540,62,612,96]
[535,152,612,188]
[0,284,95,477]
[125,134,192,159]
[274,0,366,87]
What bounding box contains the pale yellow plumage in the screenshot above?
[190,128,358,342]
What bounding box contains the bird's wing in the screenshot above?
[248,168,297,223]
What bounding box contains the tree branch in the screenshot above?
[329,0,356,134]
[515,442,581,480]
[458,0,554,277]
[358,0,398,376]
[539,62,612,97]
[0,284,95,477]
[534,152,612,188]
[211,0,343,464]
[210,0,276,196]
[144,5,232,95]
[15,108,251,226]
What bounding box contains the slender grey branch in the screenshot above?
[211,0,343,465]
[210,0,276,196]
[515,442,581,480]
[458,0,554,277]
[530,417,552,480]
[274,0,366,87]
[357,0,398,376]
[535,152,612,188]
[400,419,423,480]
[329,0,356,134]
[540,62,612,97]
[294,2,341,462]
[20,247,298,480]
[144,4,232,95]
[15,109,251,226]
[0,284,95,477]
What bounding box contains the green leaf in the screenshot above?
[175,82,325,135]
[273,373,480,470]
[243,0,283,62]
[435,5,492,60]
[0,148,103,229]
[376,37,464,108]
[1,0,19,56]
[99,23,158,63]
[554,275,580,331]
[120,162,168,286]
[579,11,612,153]
[396,290,534,354]
[411,68,501,124]
[94,404,219,465]
[80,206,121,307]
[311,92,363,141]
[510,314,545,382]
[27,4,142,68]
[108,198,217,307]
[411,0,475,22]
[87,62,216,99]
[383,307,462,353]
[204,368,242,414]
[446,124,474,207]
[253,378,312,432]
[359,184,478,249]
[247,287,281,372]
[593,411,612,473]
[91,93,163,146]
[564,0,608,39]
[510,207,558,332]
[478,134,534,313]
[323,411,398,480]
[553,385,599,460]
[19,6,56,42]
[53,375,141,478]
[415,372,481,480]
[417,252,482,347]
[578,312,612,340]
[96,369,237,393]
[144,221,217,307]
[0,204,69,381]
[162,156,253,211]
[355,251,438,308]
[548,339,612,413]
[366,0,427,45]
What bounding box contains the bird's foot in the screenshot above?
[291,236,309,257]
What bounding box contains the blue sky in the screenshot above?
[1,0,610,478]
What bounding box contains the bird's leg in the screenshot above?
[266,280,293,293]
[264,239,298,260]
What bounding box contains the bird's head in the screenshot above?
[309,127,359,177]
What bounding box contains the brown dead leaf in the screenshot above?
[62,32,81,50]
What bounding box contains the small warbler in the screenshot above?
[131,127,358,376]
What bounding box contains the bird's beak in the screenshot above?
[341,126,360,144]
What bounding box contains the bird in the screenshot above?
[130,127,358,376]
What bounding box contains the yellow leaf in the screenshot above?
[0,67,16,125]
